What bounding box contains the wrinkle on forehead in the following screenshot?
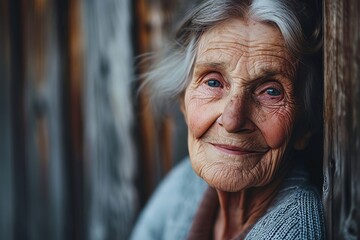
[195,18,297,80]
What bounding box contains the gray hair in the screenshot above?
[143,0,322,130]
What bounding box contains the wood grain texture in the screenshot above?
[0,0,13,239]
[324,0,360,239]
[19,0,66,239]
[134,0,171,205]
[3,0,139,239]
[82,0,137,239]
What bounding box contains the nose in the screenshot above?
[218,95,255,133]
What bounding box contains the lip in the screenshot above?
[210,143,266,156]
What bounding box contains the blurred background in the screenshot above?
[0,0,194,239]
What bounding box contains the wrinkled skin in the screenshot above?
[181,18,306,238]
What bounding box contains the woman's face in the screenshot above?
[182,18,300,192]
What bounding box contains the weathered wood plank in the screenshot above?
[133,0,159,205]
[15,0,66,239]
[62,0,86,238]
[324,0,360,239]
[82,0,138,239]
[0,0,13,239]
[8,1,29,239]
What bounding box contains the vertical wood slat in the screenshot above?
[68,1,86,239]
[134,0,160,204]
[82,0,137,238]
[9,0,67,239]
[22,0,51,238]
[8,1,28,239]
[324,0,360,239]
[57,0,86,238]
[0,0,13,239]
[68,0,84,161]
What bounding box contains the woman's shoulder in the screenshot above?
[246,167,326,240]
[152,157,207,199]
[130,157,207,240]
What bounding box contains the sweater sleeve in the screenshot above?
[245,186,326,240]
[129,159,206,240]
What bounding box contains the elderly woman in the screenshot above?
[131,0,325,239]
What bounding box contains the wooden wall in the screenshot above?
[324,0,360,239]
[0,0,137,239]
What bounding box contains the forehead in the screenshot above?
[196,18,296,77]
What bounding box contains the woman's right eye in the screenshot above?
[206,79,222,88]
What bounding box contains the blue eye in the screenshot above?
[265,88,281,96]
[207,79,222,87]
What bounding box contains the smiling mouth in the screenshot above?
[210,143,266,156]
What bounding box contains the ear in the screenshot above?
[293,131,312,150]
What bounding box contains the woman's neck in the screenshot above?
[213,175,285,240]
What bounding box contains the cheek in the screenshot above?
[184,91,219,138]
[258,108,295,148]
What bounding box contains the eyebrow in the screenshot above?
[194,61,295,82]
[254,68,295,81]
[194,61,227,71]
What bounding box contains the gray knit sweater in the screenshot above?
[130,158,325,239]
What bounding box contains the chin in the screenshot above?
[192,160,258,192]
